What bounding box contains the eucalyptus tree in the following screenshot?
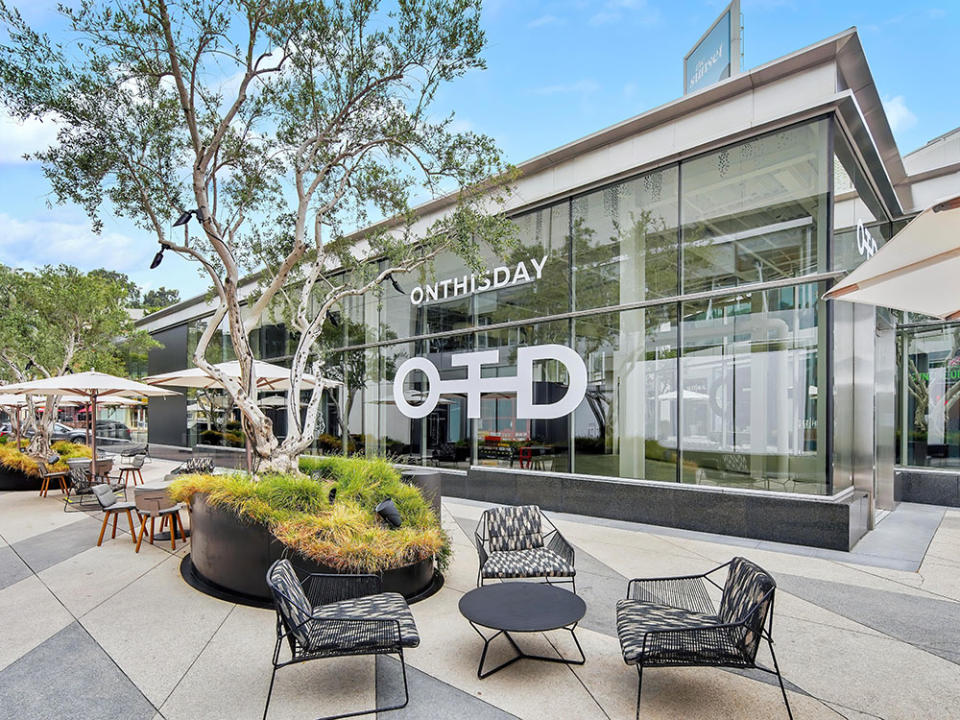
[0,0,514,472]
[0,265,157,456]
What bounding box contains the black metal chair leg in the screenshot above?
[262,664,278,720]
[768,638,793,720]
[635,664,644,720]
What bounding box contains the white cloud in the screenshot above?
[527,14,561,28]
[882,95,918,134]
[534,79,600,96]
[589,0,659,27]
[0,213,152,273]
[0,109,59,164]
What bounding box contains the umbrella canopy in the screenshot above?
[143,360,337,391]
[824,195,960,318]
[2,371,178,399]
[1,372,177,470]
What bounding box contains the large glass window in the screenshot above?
[681,120,830,294]
[679,283,826,493]
[573,305,678,482]
[476,320,571,472]
[901,325,960,468]
[833,132,889,270]
[572,165,679,310]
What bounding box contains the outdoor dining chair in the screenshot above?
[616,556,792,719]
[37,455,70,498]
[91,484,139,547]
[475,504,576,591]
[115,453,146,487]
[263,558,419,720]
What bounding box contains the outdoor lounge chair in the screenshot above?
[474,504,576,591]
[170,456,215,475]
[616,556,792,719]
[64,460,125,512]
[263,558,419,720]
[91,484,139,547]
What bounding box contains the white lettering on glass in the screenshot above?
[856,219,878,258]
[410,255,548,305]
[392,344,588,420]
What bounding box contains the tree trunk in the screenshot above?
[256,448,300,475]
[26,399,55,458]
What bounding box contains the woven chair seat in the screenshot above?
[481,547,575,579]
[311,593,420,648]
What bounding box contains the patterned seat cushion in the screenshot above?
[617,599,745,666]
[481,547,575,579]
[312,592,420,648]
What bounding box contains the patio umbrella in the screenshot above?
[1,371,178,474]
[142,360,338,391]
[144,361,339,472]
[824,195,960,318]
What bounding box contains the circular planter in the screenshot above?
[0,466,43,491]
[184,494,440,607]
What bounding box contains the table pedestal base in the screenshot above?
[469,623,585,679]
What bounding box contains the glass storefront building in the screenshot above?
[139,29,960,547]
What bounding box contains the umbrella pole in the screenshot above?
[15,407,21,448]
[91,392,98,478]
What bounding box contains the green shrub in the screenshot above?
[0,440,92,477]
[171,456,450,573]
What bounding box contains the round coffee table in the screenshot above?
[458,582,586,678]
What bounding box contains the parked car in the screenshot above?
[22,422,88,444]
[0,422,11,440]
[96,420,132,441]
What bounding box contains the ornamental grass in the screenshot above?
[169,455,450,574]
[0,440,92,477]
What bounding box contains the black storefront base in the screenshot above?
[895,467,960,507]
[439,466,869,551]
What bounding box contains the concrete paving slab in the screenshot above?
[377,655,519,719]
[777,573,960,665]
[0,490,90,545]
[0,574,74,672]
[0,622,155,720]
[80,555,234,707]
[776,610,960,719]
[0,545,31,591]
[38,534,170,618]
[159,603,376,720]
[11,514,105,573]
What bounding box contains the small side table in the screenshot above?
[459,583,586,678]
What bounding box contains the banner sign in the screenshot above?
[392,344,588,419]
[684,0,740,95]
[410,255,547,306]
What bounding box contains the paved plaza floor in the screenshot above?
[1,458,959,719]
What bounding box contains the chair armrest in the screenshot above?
[639,621,745,662]
[302,617,403,653]
[475,530,489,566]
[546,529,575,566]
[625,576,716,615]
[302,572,382,606]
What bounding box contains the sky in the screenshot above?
[0,0,957,302]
